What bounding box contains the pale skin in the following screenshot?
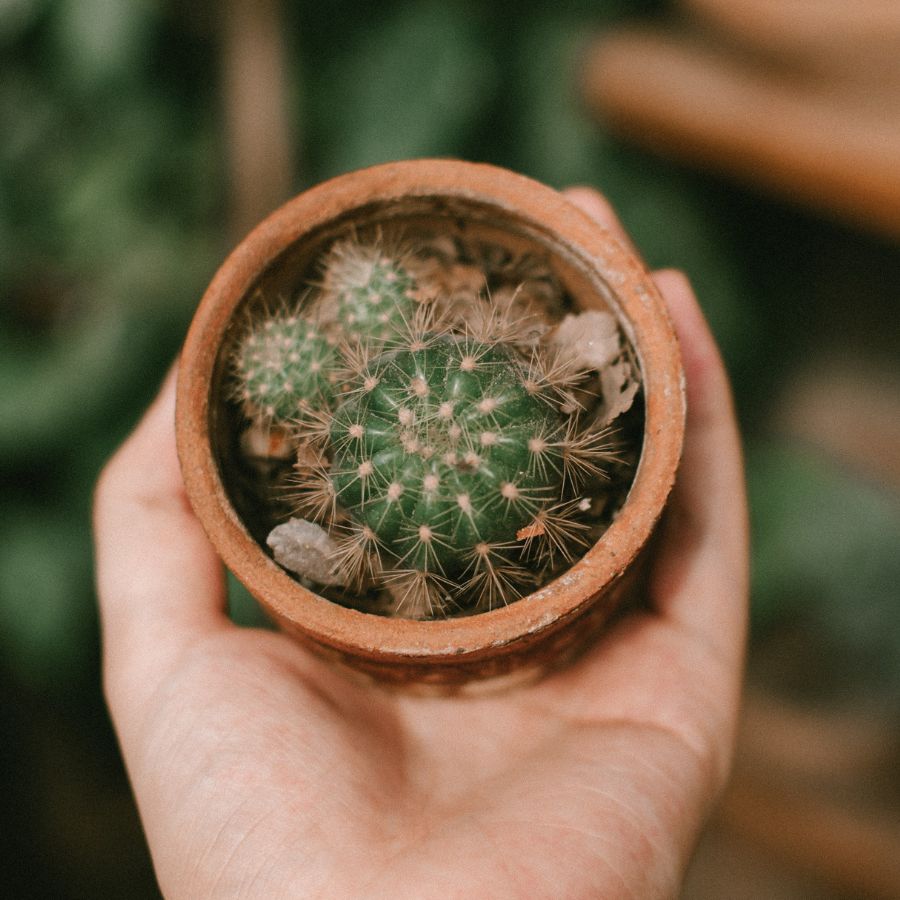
[94,189,748,899]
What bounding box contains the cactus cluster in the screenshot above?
[318,238,423,343]
[230,232,631,618]
[231,309,339,426]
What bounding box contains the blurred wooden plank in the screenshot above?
[776,360,900,491]
[683,0,900,61]
[684,824,847,900]
[737,690,899,787]
[222,0,295,239]
[582,29,900,239]
[716,773,900,900]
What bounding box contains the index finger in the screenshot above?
[649,269,748,657]
[563,187,748,662]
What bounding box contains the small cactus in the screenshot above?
[330,333,564,571]
[231,310,339,425]
[318,330,615,613]
[319,237,425,343]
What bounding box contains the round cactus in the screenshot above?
[320,238,423,343]
[328,333,574,603]
[232,312,339,424]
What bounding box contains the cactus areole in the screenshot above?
[175,159,685,687]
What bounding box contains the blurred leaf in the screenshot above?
[0,302,142,456]
[748,442,900,691]
[0,65,59,167]
[227,571,273,629]
[0,507,93,689]
[507,16,620,186]
[608,164,755,372]
[0,0,46,45]
[50,0,160,91]
[309,0,496,178]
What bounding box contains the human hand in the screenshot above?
[94,188,748,899]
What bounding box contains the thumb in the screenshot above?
[94,367,231,714]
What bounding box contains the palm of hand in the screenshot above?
[129,564,733,898]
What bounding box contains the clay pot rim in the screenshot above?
[176,159,684,663]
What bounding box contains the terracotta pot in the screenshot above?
[176,159,684,691]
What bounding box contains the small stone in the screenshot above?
[267,518,346,586]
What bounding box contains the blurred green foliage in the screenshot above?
[1,0,224,694]
[748,443,900,694]
[308,1,497,176]
[1,1,899,892]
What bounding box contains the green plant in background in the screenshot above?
[1,4,227,890]
[747,443,900,694]
[0,0,224,691]
[308,0,497,178]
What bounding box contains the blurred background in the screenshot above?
[1,1,898,896]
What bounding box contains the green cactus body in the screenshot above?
[323,241,421,343]
[330,334,566,583]
[233,314,338,423]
